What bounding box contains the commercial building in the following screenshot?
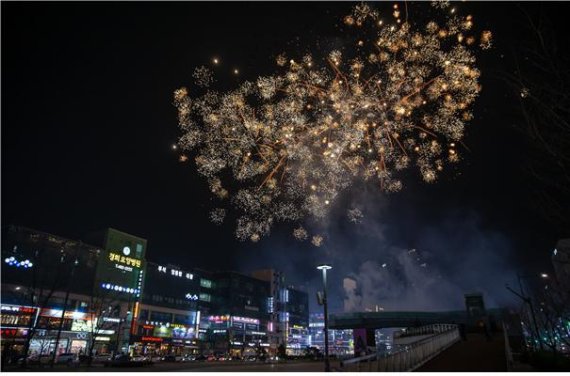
[552,239,570,291]
[1,226,143,358]
[200,271,271,356]
[251,269,309,355]
[308,313,354,356]
[2,226,310,359]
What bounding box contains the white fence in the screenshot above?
[341,324,460,372]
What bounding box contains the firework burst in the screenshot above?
[174,1,491,244]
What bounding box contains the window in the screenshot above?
[139,310,149,320]
[199,293,211,302]
[136,243,143,258]
[150,311,172,323]
[200,279,213,288]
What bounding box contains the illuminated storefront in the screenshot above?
[308,313,354,356]
[0,303,118,356]
[199,315,269,356]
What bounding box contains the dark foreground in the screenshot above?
[2,360,342,372]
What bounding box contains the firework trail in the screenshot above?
[173,1,491,245]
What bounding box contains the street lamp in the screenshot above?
[317,264,332,372]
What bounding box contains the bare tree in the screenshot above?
[502,5,570,232]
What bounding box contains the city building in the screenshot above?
[1,226,144,357]
[251,269,309,355]
[1,225,311,360]
[130,262,212,357]
[308,313,354,356]
[552,239,570,291]
[201,271,271,356]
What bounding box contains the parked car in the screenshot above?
[194,354,207,361]
[103,354,149,367]
[161,354,182,362]
[206,354,217,362]
[216,353,229,361]
[182,354,196,362]
[92,354,113,363]
[19,354,51,365]
[56,353,77,365]
[265,355,280,364]
[243,355,257,362]
[131,355,146,362]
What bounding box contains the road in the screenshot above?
[4,360,341,372]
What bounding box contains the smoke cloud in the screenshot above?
[235,183,520,314]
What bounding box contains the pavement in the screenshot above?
[3,360,341,372]
[416,333,507,372]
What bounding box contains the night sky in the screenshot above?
[3,2,569,312]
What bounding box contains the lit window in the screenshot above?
[200,279,213,288]
[199,293,211,302]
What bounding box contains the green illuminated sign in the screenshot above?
[95,228,147,297]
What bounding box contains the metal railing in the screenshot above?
[394,323,457,339]
[341,324,460,372]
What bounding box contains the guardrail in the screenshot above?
[341,324,460,372]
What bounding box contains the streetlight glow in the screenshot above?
[540,273,549,279]
[317,264,332,270]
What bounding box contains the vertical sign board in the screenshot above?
[353,328,376,357]
[95,228,147,298]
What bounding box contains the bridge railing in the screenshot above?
[394,323,457,339]
[341,324,460,372]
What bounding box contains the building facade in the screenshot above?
[1,226,140,358]
[1,226,311,359]
[308,313,354,356]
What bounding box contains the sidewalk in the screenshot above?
[416,333,507,372]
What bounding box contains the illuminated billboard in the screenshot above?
[95,228,147,298]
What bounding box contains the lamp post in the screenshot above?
[317,264,332,372]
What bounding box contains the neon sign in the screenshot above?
[185,293,198,300]
[4,256,33,268]
[232,316,259,325]
[141,336,163,342]
[157,265,193,279]
[109,252,141,268]
[101,283,140,295]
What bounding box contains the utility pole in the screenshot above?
[317,264,332,372]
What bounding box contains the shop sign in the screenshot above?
[248,331,266,336]
[108,252,141,269]
[0,328,28,338]
[103,317,121,323]
[232,316,259,325]
[207,315,229,323]
[153,326,173,338]
[95,336,111,342]
[71,319,94,332]
[185,293,198,300]
[141,336,163,342]
[172,327,195,339]
[1,305,36,314]
[157,265,193,280]
[40,309,87,320]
